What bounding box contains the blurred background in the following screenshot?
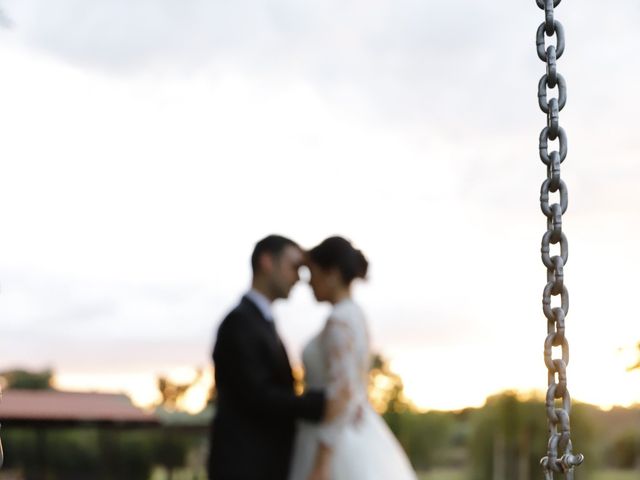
[1,0,639,478]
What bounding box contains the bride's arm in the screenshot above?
[319,318,357,435]
[307,316,359,479]
[307,443,332,480]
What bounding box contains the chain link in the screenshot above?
[536,1,584,478]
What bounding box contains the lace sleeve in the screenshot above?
[316,315,363,446]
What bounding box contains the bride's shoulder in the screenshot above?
[329,298,364,323]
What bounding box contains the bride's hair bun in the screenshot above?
[308,236,368,284]
[353,248,368,280]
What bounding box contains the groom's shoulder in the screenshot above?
[229,296,259,320]
[218,297,258,331]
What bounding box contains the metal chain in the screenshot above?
[536,1,583,478]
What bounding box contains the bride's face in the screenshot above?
[307,261,339,302]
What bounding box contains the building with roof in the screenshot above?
[0,389,158,428]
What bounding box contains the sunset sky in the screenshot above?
[1,0,640,413]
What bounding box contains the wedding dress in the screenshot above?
[288,298,418,480]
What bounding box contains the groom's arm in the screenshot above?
[214,313,325,422]
[293,390,325,422]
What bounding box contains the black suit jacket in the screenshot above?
[208,295,325,480]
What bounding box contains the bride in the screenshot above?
[289,236,417,480]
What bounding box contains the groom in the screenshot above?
[208,235,343,480]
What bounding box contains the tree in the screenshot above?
[156,369,203,411]
[368,353,413,415]
[607,430,640,469]
[0,369,53,390]
[469,391,597,480]
[626,342,640,371]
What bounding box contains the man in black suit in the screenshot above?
[208,235,343,480]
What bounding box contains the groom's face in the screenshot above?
[270,245,303,299]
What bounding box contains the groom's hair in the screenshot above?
[251,235,299,274]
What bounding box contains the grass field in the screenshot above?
[149,467,640,480]
[418,470,465,480]
[592,471,639,480]
[417,469,639,480]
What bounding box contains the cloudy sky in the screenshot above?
[1,0,640,411]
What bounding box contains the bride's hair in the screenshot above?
[307,236,368,284]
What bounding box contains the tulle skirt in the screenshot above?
[288,406,418,480]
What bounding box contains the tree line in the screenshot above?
[2,360,640,479]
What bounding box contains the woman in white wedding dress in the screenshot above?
[289,236,417,480]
